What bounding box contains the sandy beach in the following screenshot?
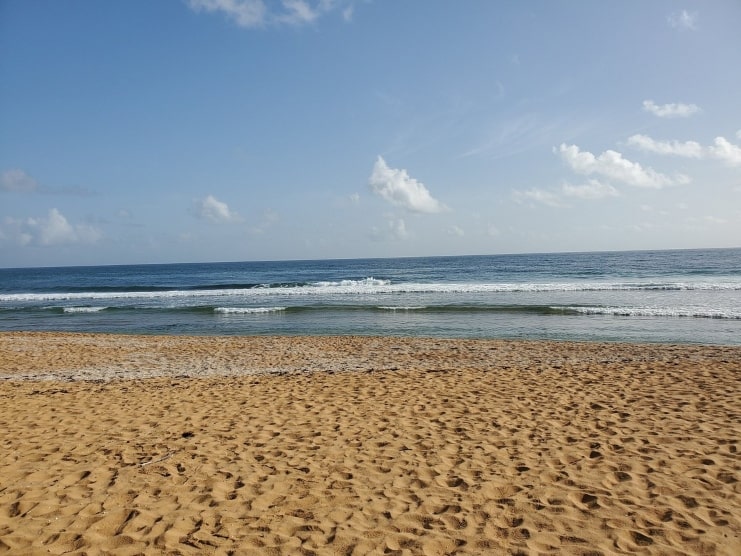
[0,332,739,555]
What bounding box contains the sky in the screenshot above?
[1,0,740,268]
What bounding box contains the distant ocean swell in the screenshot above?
[3,303,740,320]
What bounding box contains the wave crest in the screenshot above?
[214,307,286,314]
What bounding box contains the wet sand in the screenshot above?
[1,332,739,554]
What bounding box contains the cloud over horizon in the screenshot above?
[192,195,241,223]
[1,208,102,247]
[561,179,620,200]
[642,100,700,118]
[557,143,688,188]
[513,178,619,209]
[627,135,704,158]
[512,188,565,208]
[368,157,447,214]
[629,134,741,166]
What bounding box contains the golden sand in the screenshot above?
[0,332,739,555]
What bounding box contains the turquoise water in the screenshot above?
[1,248,740,344]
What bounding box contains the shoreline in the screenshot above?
[3,331,741,382]
[1,332,739,554]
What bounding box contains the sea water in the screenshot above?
[1,248,740,344]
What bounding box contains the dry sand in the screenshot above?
[0,332,739,555]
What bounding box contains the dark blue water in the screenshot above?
[1,248,740,344]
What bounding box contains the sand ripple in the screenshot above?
[0,333,739,554]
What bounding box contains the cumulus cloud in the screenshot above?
[561,179,619,199]
[192,195,240,223]
[368,156,447,213]
[187,0,354,28]
[628,134,741,166]
[668,9,697,30]
[1,209,102,246]
[557,143,687,188]
[642,100,700,118]
[707,137,741,166]
[627,134,704,158]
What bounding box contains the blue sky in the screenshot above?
[1,0,740,267]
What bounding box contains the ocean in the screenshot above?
[1,248,740,344]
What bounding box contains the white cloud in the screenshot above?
[628,134,741,166]
[707,137,741,166]
[642,100,700,118]
[193,195,240,223]
[512,188,565,208]
[1,208,102,246]
[1,169,38,192]
[512,179,618,208]
[557,143,687,188]
[368,156,447,213]
[561,179,619,199]
[187,0,267,28]
[668,9,697,30]
[278,0,319,25]
[627,134,704,158]
[187,0,354,28]
[736,130,741,140]
[349,192,360,205]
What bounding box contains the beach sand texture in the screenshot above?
[0,333,739,555]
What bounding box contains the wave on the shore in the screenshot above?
[214,307,287,314]
[3,278,741,303]
[3,303,738,320]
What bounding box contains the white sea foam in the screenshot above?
[63,306,108,313]
[2,279,740,303]
[312,277,391,287]
[555,306,741,319]
[214,307,286,314]
[377,306,427,311]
